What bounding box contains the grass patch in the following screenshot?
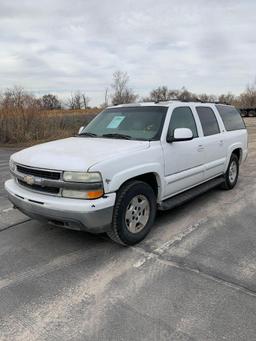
[0,108,99,146]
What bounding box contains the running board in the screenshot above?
[159,177,224,211]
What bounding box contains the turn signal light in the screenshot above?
[87,189,104,199]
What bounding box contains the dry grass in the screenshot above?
[0,108,100,146]
[46,108,101,116]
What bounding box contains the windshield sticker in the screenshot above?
[107,116,125,129]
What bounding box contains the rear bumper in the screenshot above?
[4,179,116,233]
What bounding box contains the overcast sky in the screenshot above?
[0,0,256,105]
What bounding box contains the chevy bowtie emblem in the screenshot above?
[23,175,35,185]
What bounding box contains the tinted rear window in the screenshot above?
[196,107,220,136]
[216,105,245,131]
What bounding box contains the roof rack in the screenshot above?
[113,103,142,106]
[212,101,229,105]
[154,98,203,104]
[154,99,181,104]
[154,99,230,105]
[112,100,231,106]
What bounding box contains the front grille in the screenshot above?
[18,179,60,194]
[17,165,61,180]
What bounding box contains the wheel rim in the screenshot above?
[125,194,150,234]
[229,160,238,184]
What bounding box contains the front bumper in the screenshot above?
[5,179,116,233]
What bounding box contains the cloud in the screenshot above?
[0,0,256,105]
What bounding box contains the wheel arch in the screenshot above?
[231,148,242,163]
[109,169,163,202]
[225,144,244,172]
[124,172,159,197]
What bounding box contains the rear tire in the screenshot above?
[107,180,157,246]
[221,154,239,190]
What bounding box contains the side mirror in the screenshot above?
[78,126,84,134]
[167,128,193,142]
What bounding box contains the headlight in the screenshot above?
[9,159,16,172]
[63,171,102,183]
[62,189,104,199]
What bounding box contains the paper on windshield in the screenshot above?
[107,116,125,129]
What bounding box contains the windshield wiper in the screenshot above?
[102,133,132,140]
[78,132,98,137]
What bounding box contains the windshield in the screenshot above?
[79,106,168,141]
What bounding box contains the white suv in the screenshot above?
[5,101,248,245]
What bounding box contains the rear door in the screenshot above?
[195,106,227,179]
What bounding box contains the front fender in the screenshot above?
[88,142,165,201]
[108,163,163,200]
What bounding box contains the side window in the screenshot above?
[215,104,245,131]
[196,107,220,136]
[168,107,198,138]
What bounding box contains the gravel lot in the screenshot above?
[0,119,256,341]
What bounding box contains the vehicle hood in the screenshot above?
[11,137,150,171]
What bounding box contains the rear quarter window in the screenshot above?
[196,106,220,136]
[216,105,246,131]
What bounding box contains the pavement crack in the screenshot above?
[0,218,31,232]
[132,246,256,299]
[159,257,256,299]
[153,218,208,255]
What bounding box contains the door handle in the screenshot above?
[218,140,224,146]
[197,144,204,152]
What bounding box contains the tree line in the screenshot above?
[0,88,92,111]
[1,71,256,111]
[110,71,256,109]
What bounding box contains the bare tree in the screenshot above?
[67,94,75,110]
[82,93,90,109]
[196,93,217,103]
[2,86,27,108]
[74,92,82,109]
[0,86,41,110]
[237,82,256,108]
[67,91,91,109]
[111,71,138,105]
[143,86,173,102]
[67,91,82,110]
[218,93,236,105]
[100,88,109,109]
[42,94,61,110]
[0,91,3,107]
[176,87,197,101]
[143,86,197,102]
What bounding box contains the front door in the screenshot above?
[162,106,205,198]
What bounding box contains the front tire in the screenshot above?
[221,154,239,190]
[107,180,157,245]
